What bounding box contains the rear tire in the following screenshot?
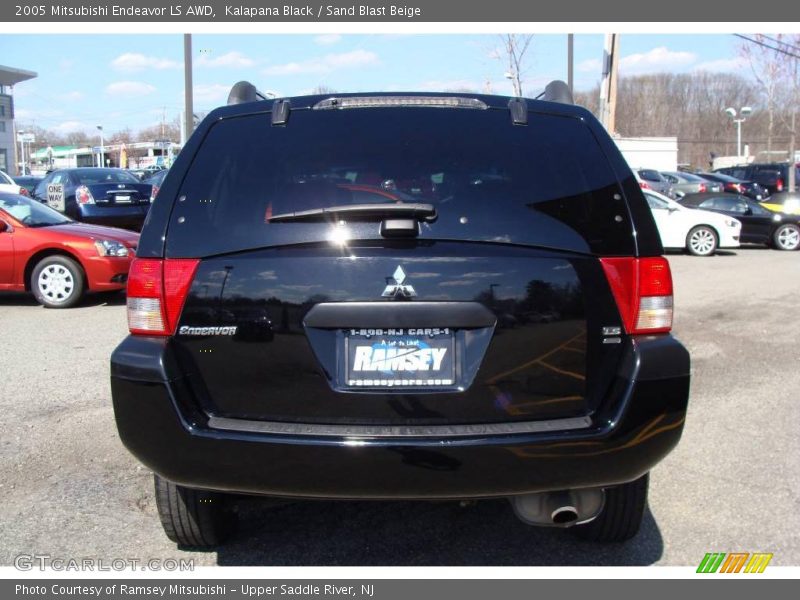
[773,224,800,251]
[31,255,85,308]
[153,474,236,547]
[686,226,718,256]
[572,473,648,543]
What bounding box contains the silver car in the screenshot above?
[661,171,723,196]
[637,168,675,198]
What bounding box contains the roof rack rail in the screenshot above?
[536,80,574,105]
[227,81,270,105]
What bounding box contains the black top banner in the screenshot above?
[4,0,798,22]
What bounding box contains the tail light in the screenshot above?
[600,257,673,334]
[127,258,199,335]
[698,183,707,193]
[19,187,30,197]
[777,178,784,192]
[639,180,651,190]
[76,185,94,204]
[150,185,160,203]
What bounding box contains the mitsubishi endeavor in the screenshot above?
[111,81,690,548]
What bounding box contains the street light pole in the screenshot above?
[724,106,752,159]
[18,130,25,175]
[96,125,104,167]
[737,119,742,158]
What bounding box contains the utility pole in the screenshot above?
[599,33,620,134]
[567,34,574,92]
[789,57,798,193]
[183,34,194,145]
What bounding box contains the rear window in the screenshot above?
[638,169,664,182]
[166,107,635,257]
[72,169,140,185]
[679,172,704,182]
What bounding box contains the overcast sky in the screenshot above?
[2,33,747,137]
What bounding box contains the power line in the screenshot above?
[734,33,800,61]
[759,34,800,55]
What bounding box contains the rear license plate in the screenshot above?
[114,195,131,203]
[344,328,455,388]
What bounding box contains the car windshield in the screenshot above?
[71,168,140,185]
[0,193,72,227]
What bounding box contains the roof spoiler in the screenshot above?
[537,80,574,105]
[227,81,270,105]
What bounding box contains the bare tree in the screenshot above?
[311,85,337,95]
[494,34,534,97]
[740,34,785,154]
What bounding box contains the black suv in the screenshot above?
[111,83,690,548]
[716,162,800,195]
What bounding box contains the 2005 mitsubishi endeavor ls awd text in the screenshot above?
[111,81,690,548]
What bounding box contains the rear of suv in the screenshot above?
[111,84,690,548]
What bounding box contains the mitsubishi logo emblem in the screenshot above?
[382,266,417,299]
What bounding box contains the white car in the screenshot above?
[0,171,24,195]
[644,190,741,256]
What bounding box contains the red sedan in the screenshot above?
[0,192,138,308]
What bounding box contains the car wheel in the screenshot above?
[686,226,718,256]
[153,474,237,547]
[31,255,85,308]
[572,473,648,542]
[773,224,800,251]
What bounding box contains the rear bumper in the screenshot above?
[77,204,149,230]
[110,335,690,499]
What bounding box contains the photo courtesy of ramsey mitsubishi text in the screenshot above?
[0,0,798,594]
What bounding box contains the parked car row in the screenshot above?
[715,162,800,195]
[645,188,800,256]
[1,166,173,232]
[635,163,796,204]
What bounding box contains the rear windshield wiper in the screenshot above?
[268,203,437,223]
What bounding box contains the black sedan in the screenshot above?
[698,172,770,201]
[678,192,800,251]
[32,168,152,231]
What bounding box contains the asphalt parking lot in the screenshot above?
[1,247,798,567]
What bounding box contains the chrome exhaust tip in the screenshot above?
[550,506,580,525]
[510,488,604,528]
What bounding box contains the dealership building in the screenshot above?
[0,65,38,175]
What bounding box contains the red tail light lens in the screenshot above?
[127,258,199,335]
[777,178,784,192]
[639,180,651,190]
[150,185,160,203]
[698,183,707,193]
[19,187,30,197]
[600,257,673,335]
[76,185,94,204]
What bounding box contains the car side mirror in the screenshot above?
[0,220,8,233]
[743,207,753,216]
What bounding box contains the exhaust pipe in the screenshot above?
[510,488,604,528]
[551,505,580,525]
